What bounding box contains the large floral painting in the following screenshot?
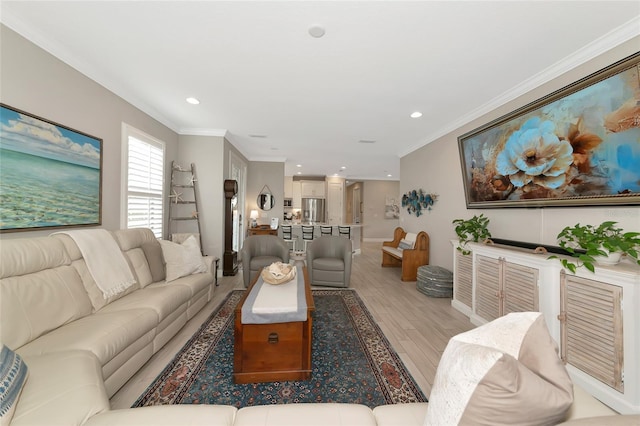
[458,53,640,208]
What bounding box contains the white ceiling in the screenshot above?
[2,1,639,180]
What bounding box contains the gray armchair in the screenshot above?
[241,235,290,288]
[307,236,352,288]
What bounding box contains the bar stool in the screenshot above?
[338,226,351,239]
[281,225,296,252]
[320,226,333,236]
[301,225,315,252]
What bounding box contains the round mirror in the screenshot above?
[258,193,275,211]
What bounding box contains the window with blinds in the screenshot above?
[126,131,164,238]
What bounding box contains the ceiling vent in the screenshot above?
[358,140,376,144]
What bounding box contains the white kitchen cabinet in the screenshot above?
[559,273,623,393]
[301,181,325,198]
[292,181,301,208]
[450,240,640,414]
[452,250,473,317]
[284,176,293,199]
[474,254,539,323]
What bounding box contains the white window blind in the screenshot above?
[126,135,164,238]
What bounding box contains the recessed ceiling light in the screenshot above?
[340,166,346,170]
[297,171,302,175]
[410,111,422,118]
[186,97,200,105]
[308,25,325,38]
[387,174,392,177]
[358,140,376,144]
[296,164,302,168]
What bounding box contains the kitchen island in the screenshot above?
[280,223,362,254]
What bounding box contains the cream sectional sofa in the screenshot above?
[1,229,634,426]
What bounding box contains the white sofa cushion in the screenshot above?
[112,228,160,288]
[159,236,207,282]
[235,403,377,426]
[141,240,166,283]
[0,237,94,350]
[53,233,140,311]
[12,351,109,426]
[99,283,191,326]
[0,237,69,279]
[16,308,157,368]
[425,312,573,426]
[84,405,237,426]
[0,345,28,426]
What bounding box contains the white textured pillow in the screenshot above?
[0,345,29,426]
[425,312,573,426]
[159,236,207,282]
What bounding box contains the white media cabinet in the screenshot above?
[451,240,640,415]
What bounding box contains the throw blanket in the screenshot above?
[242,265,307,324]
[55,229,136,299]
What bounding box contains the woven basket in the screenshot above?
[261,262,297,285]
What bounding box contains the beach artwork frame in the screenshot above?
[458,52,640,208]
[0,104,102,232]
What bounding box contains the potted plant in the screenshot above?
[550,221,640,273]
[452,214,492,255]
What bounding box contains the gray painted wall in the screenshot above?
[177,135,225,257]
[400,36,640,271]
[246,161,285,228]
[3,23,638,274]
[362,180,400,240]
[0,25,180,238]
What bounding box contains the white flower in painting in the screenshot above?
[496,117,573,189]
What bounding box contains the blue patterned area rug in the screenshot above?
[132,289,426,409]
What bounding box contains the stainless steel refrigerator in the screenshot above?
[302,198,325,223]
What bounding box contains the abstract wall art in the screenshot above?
[401,189,437,217]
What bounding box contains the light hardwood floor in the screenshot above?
[110,241,474,409]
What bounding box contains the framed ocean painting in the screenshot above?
[458,52,640,208]
[0,104,102,232]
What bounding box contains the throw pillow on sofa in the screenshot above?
[0,344,29,426]
[425,312,573,426]
[141,240,166,282]
[159,236,207,282]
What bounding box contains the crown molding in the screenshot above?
[178,128,228,137]
[1,10,180,133]
[249,156,287,163]
[397,17,640,158]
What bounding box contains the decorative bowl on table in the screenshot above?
[261,262,297,285]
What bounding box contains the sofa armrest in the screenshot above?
[83,405,237,426]
[373,402,428,426]
[202,255,216,275]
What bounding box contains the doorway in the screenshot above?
[229,151,247,254]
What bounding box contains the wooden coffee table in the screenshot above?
[233,267,315,384]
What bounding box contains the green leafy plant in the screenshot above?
[452,214,492,255]
[549,221,640,273]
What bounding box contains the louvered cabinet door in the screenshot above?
[560,274,624,392]
[503,262,539,315]
[475,255,501,321]
[454,251,473,310]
